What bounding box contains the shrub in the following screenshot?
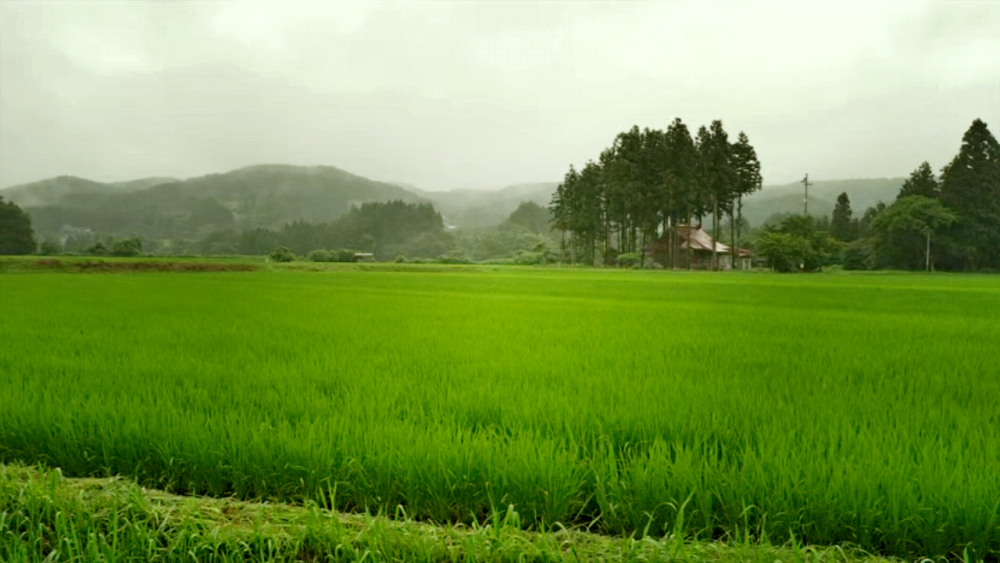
[843,239,875,270]
[85,242,108,256]
[616,252,641,268]
[111,237,143,257]
[754,232,811,272]
[39,239,62,256]
[334,249,356,262]
[308,249,335,262]
[269,246,295,262]
[512,251,544,265]
[438,250,471,264]
[394,255,408,263]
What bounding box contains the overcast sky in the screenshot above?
[1,0,998,191]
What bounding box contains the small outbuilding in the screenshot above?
[353,253,376,262]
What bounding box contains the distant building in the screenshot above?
[646,224,751,269]
[353,253,376,262]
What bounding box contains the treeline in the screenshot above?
[751,119,999,272]
[828,119,997,271]
[550,119,761,266]
[0,196,35,255]
[6,198,562,264]
[196,201,449,260]
[37,200,445,260]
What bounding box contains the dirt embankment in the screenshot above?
[16,258,259,273]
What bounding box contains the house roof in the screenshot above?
[675,225,751,256]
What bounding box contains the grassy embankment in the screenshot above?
[1,264,997,560]
[2,463,898,562]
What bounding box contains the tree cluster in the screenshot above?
[550,119,761,267]
[754,215,842,272]
[503,201,552,234]
[842,119,998,271]
[0,196,36,255]
[184,201,449,260]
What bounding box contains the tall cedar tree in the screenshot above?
[0,196,36,255]
[831,192,854,241]
[662,119,698,268]
[730,131,763,260]
[938,119,1000,269]
[699,121,736,269]
[897,162,940,200]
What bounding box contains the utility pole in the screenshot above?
[801,174,812,215]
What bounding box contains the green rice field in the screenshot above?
[1,264,998,559]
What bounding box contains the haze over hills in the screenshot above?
[2,162,906,242]
[411,177,904,229]
[740,177,904,226]
[2,164,426,239]
[1,176,149,208]
[415,178,904,229]
[407,182,558,228]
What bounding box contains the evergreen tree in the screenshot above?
[662,119,698,267]
[830,192,854,241]
[897,162,940,200]
[938,119,1000,269]
[0,196,36,255]
[698,121,736,269]
[505,201,551,233]
[577,161,605,264]
[858,202,886,240]
[730,131,762,261]
[549,165,577,238]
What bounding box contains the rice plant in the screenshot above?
[1,267,997,559]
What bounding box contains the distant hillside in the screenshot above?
[1,176,139,208]
[741,178,904,227]
[110,177,181,191]
[3,167,907,240]
[417,182,558,227]
[4,165,425,239]
[398,178,904,229]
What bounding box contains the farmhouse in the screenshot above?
[353,253,376,262]
[647,224,751,269]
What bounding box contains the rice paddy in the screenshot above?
[1,264,998,560]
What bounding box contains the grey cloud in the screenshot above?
[1,0,998,191]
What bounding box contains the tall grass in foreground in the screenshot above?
[0,463,897,563]
[1,268,998,559]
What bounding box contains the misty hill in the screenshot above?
[3,165,907,242]
[414,182,558,227]
[416,178,902,229]
[4,165,425,239]
[1,176,144,208]
[740,178,904,226]
[110,177,181,191]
